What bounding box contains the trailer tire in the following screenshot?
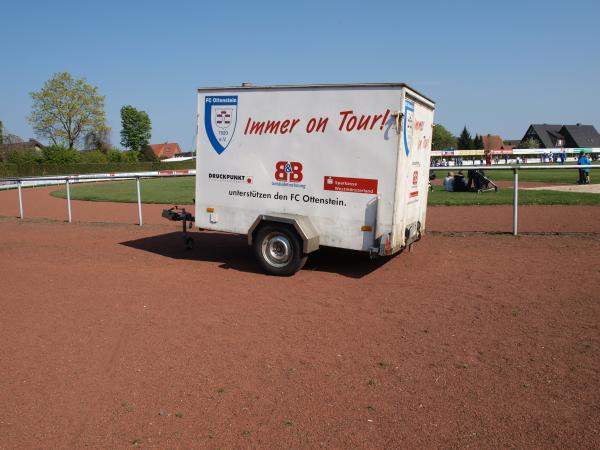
[254,225,307,276]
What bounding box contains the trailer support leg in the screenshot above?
[182,213,194,250]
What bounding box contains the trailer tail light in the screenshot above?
[361,226,372,232]
[206,207,215,213]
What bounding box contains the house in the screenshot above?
[481,135,504,151]
[149,142,182,159]
[519,124,563,148]
[518,124,600,148]
[481,134,514,152]
[503,139,521,148]
[559,124,600,148]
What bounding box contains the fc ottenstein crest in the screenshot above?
[205,95,238,155]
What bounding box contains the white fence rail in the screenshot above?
[0,165,597,235]
[1,172,195,226]
[430,164,597,235]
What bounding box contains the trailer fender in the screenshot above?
[248,214,320,254]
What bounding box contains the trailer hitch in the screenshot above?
[162,206,196,250]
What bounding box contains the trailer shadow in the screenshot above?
[120,231,392,278]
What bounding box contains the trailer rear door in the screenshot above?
[390,88,435,252]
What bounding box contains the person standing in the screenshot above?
[582,153,591,184]
[577,152,591,184]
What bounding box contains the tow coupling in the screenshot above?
[162,206,196,250]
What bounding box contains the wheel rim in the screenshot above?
[261,232,292,268]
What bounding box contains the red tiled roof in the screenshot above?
[149,143,182,159]
[481,135,504,151]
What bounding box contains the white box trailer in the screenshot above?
[165,83,435,275]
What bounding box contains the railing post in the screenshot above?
[136,176,143,226]
[66,178,72,223]
[17,180,24,219]
[513,168,519,236]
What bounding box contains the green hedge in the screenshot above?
[0,159,195,178]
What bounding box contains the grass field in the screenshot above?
[51,177,195,204]
[50,174,600,206]
[430,167,599,184]
[428,188,600,206]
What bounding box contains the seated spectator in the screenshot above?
[443,172,455,192]
[467,169,475,190]
[453,170,468,192]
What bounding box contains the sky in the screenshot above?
[1,0,598,149]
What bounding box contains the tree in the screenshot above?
[519,137,540,149]
[473,134,484,150]
[432,124,456,150]
[139,144,159,162]
[3,133,23,144]
[457,126,473,150]
[0,120,3,144]
[84,129,111,152]
[120,105,152,153]
[29,72,108,149]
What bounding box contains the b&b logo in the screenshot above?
[205,96,238,155]
[275,161,303,182]
[412,170,419,185]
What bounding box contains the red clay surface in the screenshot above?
[1,187,600,449]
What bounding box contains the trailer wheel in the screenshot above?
[254,225,307,276]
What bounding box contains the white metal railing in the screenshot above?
[1,172,194,226]
[0,165,597,235]
[430,164,598,235]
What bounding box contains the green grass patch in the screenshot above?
[430,166,599,184]
[428,188,600,206]
[50,174,600,206]
[51,177,195,204]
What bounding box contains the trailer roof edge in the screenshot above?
[197,83,435,105]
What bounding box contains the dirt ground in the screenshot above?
[526,184,600,194]
[1,188,600,449]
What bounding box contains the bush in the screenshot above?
[0,159,195,177]
[121,150,139,162]
[42,145,80,163]
[106,148,123,162]
[6,148,43,164]
[79,150,108,164]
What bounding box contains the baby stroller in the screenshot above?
[468,169,498,193]
[428,170,436,192]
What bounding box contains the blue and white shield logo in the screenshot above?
[205,96,238,154]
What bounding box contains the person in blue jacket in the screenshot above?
[577,152,591,184]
